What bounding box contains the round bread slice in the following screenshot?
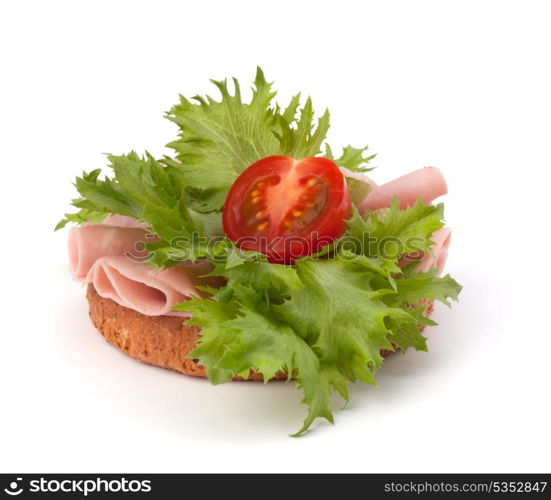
[87,284,433,380]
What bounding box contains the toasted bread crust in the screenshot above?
[86,284,280,380]
[86,284,433,380]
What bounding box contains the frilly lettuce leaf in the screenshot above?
[178,238,460,435]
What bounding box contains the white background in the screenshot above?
[1,0,550,473]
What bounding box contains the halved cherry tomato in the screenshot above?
[223,155,350,264]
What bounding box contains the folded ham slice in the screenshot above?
[415,227,452,275]
[68,225,150,281]
[87,256,210,317]
[359,167,447,212]
[69,217,221,316]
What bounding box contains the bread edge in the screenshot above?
[86,283,433,381]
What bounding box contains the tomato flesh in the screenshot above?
[223,155,350,263]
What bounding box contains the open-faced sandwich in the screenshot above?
[57,68,462,435]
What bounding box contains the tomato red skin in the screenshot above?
[223,155,350,264]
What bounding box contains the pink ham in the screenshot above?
[359,167,447,212]
[68,225,150,281]
[87,257,212,317]
[416,227,452,275]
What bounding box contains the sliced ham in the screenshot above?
[415,227,452,275]
[68,225,150,281]
[86,256,213,317]
[359,167,447,212]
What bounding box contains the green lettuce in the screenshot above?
[178,237,460,436]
